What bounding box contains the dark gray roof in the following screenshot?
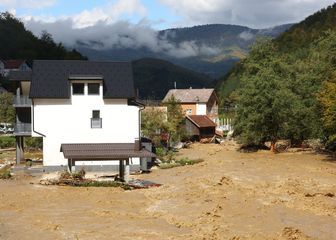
[60,143,156,160]
[8,70,32,81]
[29,60,135,99]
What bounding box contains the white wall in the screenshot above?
[32,83,140,167]
[196,103,207,115]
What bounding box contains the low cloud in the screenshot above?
[239,31,255,41]
[25,18,220,58]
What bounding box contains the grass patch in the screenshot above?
[159,157,204,169]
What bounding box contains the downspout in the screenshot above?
[128,99,145,144]
[31,99,46,137]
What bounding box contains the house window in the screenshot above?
[186,109,193,115]
[72,83,84,95]
[91,110,102,128]
[88,83,100,95]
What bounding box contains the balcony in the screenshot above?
[13,95,32,108]
[14,123,32,136]
[91,118,102,128]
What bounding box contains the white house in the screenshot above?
[10,60,155,178]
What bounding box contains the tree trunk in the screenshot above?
[270,141,276,153]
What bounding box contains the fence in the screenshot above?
[218,118,233,131]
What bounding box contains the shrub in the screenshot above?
[0,169,11,179]
[155,147,167,157]
[24,137,43,150]
[0,136,15,149]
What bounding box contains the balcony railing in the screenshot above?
[13,96,32,107]
[14,123,32,136]
[91,118,102,128]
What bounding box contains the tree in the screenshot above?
[141,108,167,146]
[0,92,15,124]
[165,95,186,146]
[318,79,336,150]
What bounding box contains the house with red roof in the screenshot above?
[0,60,31,76]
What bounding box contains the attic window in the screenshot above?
[88,83,100,95]
[72,83,84,95]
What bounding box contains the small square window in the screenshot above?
[88,83,100,95]
[72,83,84,95]
[186,109,192,115]
[92,110,100,119]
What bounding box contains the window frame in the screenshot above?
[88,83,100,95]
[91,110,102,129]
[72,83,85,95]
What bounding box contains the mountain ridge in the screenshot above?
[76,23,293,78]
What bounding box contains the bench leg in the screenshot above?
[119,160,124,181]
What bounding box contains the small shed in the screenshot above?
[186,115,216,140]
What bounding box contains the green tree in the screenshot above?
[165,96,186,145]
[0,12,87,60]
[141,108,167,145]
[0,92,15,123]
[318,79,336,149]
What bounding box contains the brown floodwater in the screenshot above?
[1,142,336,239]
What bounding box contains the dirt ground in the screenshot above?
[1,142,336,240]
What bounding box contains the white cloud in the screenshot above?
[72,0,147,28]
[158,0,335,28]
[0,0,57,9]
[24,18,220,58]
[239,31,254,41]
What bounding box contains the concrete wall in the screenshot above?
[32,82,140,167]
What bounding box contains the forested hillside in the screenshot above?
[0,12,86,61]
[77,23,292,78]
[216,3,336,150]
[217,3,336,102]
[133,58,213,100]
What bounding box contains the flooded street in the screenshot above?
[1,143,336,239]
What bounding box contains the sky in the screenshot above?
[1,0,335,29]
[0,0,335,57]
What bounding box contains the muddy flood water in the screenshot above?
[1,142,336,239]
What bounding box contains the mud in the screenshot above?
[0,142,335,239]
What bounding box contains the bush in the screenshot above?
[0,168,11,179]
[25,137,42,149]
[326,135,336,151]
[155,147,167,158]
[0,136,15,148]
